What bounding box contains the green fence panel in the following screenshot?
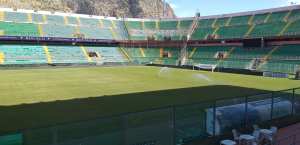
[0,134,22,145]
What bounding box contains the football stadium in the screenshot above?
[0,1,300,145]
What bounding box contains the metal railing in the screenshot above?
[1,87,300,145]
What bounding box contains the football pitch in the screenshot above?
[0,66,299,133]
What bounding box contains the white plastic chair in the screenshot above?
[252,124,260,142]
[220,140,236,145]
[270,126,278,144]
[232,129,240,141]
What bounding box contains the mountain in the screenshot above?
[0,0,176,18]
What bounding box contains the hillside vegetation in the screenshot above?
[0,0,175,18]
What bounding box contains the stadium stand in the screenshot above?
[0,6,298,73]
[259,45,300,73]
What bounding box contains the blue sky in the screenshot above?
[166,0,300,17]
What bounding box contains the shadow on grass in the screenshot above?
[0,85,269,134]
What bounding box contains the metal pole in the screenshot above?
[292,88,296,115]
[172,106,176,145]
[213,101,217,136]
[270,92,274,120]
[244,96,248,127]
[52,126,58,145]
[122,115,128,145]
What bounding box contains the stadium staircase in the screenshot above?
[109,20,118,39]
[0,11,4,21]
[63,16,69,25]
[31,13,44,23]
[27,13,32,23]
[43,45,52,64]
[119,47,132,62]
[42,15,47,23]
[0,52,4,64]
[37,24,44,37]
[122,18,132,40]
[188,47,197,59]
[279,21,293,36]
[80,45,92,63]
[179,15,199,65]
[139,48,146,57]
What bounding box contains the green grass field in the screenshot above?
[0,66,299,133]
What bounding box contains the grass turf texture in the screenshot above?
[0,66,299,133]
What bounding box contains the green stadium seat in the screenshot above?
[214,17,230,27]
[191,27,214,40]
[189,46,231,59]
[257,45,300,73]
[159,21,178,30]
[271,45,300,60]
[179,20,192,29]
[260,60,299,74]
[67,16,78,25]
[5,11,28,22]
[288,9,300,21]
[80,17,100,27]
[188,58,218,65]
[130,35,147,40]
[219,59,250,69]
[268,11,289,22]
[102,19,113,28]
[216,25,250,39]
[0,44,47,64]
[252,13,269,24]
[229,47,270,60]
[113,20,129,40]
[42,24,76,38]
[46,15,65,25]
[0,134,22,145]
[124,47,179,65]
[229,15,251,26]
[284,19,300,36]
[198,19,215,28]
[0,21,39,36]
[79,26,113,39]
[143,47,161,57]
[144,21,156,29]
[85,47,127,63]
[250,21,286,37]
[126,21,143,30]
[47,45,88,64]
[32,13,44,23]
